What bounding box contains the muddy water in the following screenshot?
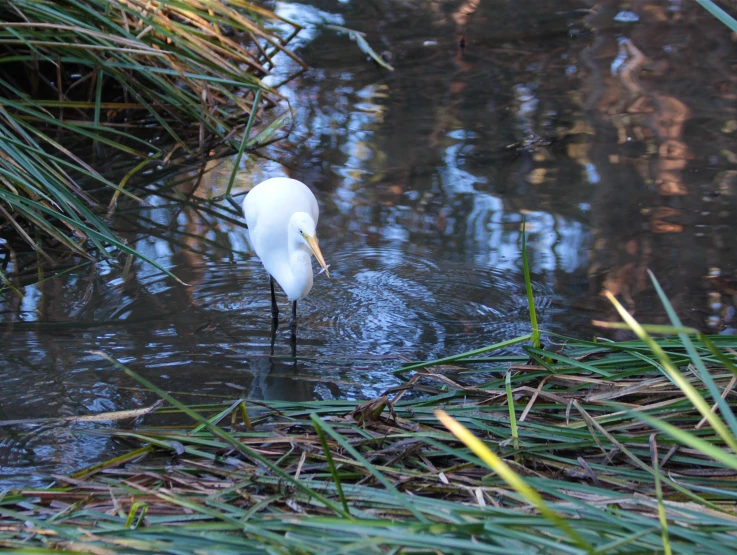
[2,0,737,485]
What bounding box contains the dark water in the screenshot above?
[2,0,737,485]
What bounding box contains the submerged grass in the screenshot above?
[2,271,737,553]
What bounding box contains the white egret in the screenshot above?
[243,177,330,331]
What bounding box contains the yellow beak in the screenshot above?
[306,235,330,278]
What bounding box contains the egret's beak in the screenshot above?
[306,235,330,278]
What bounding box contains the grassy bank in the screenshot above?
[1,273,737,554]
[0,0,301,287]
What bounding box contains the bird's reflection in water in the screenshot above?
[247,322,312,402]
[269,319,297,360]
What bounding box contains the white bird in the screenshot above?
[243,177,330,331]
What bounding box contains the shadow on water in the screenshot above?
[2,0,737,484]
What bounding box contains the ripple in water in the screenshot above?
[182,242,552,361]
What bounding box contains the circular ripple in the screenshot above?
[72,240,555,363]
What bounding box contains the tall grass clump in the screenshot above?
[0,0,303,282]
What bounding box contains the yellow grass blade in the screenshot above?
[435,409,593,552]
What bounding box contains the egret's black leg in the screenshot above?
[290,301,297,351]
[289,301,297,335]
[270,276,279,329]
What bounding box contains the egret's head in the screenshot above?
[291,212,330,278]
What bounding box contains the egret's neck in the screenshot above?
[280,227,313,301]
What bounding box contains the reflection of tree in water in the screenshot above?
[267,0,595,267]
[274,0,737,332]
[582,0,737,330]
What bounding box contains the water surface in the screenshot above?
[2,0,737,486]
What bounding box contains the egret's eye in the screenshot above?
[299,229,303,235]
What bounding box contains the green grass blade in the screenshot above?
[649,434,672,555]
[326,25,394,71]
[648,270,737,438]
[393,334,531,374]
[525,347,613,377]
[521,219,540,349]
[310,414,351,517]
[696,0,737,32]
[225,87,261,197]
[623,407,737,472]
[605,291,737,454]
[505,370,519,450]
[310,414,429,523]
